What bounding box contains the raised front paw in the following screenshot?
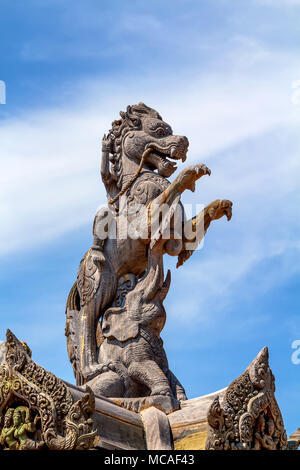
[177,163,211,192]
[206,199,232,221]
[193,163,211,177]
[102,134,113,154]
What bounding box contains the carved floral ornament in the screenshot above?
[205,347,288,450]
[0,329,97,450]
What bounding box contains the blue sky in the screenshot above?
[1,0,300,437]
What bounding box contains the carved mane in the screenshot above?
[107,102,162,188]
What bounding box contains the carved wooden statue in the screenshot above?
[65,103,232,401]
[0,103,290,451]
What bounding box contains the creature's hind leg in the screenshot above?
[128,360,172,397]
[86,370,125,398]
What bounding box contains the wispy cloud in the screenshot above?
[1,33,300,343]
[255,0,300,5]
[1,0,299,436]
[2,37,299,253]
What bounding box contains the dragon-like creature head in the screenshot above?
[107,102,189,182]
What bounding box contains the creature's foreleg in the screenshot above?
[177,199,232,267]
[128,360,172,397]
[101,134,114,188]
[145,164,211,248]
[150,163,211,211]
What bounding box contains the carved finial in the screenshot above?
[206,347,288,450]
[248,346,270,390]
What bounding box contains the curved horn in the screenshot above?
[139,263,162,302]
[158,269,171,302]
[130,239,168,304]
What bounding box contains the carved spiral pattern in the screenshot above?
[126,172,170,209]
[77,251,101,307]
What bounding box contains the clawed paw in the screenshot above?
[102,134,113,153]
[178,163,211,192]
[194,163,211,177]
[223,200,233,221]
[150,388,173,397]
[207,199,233,221]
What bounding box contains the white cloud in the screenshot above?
[1,39,300,327]
[256,0,300,4]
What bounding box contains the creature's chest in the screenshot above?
[126,172,170,208]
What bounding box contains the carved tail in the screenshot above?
[65,281,83,385]
[65,282,106,386]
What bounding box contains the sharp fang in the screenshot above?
[170,146,177,158]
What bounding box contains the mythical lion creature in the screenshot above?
[65,103,232,399]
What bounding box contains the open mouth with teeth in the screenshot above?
[145,142,188,177]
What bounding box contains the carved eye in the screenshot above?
[156,127,166,136]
